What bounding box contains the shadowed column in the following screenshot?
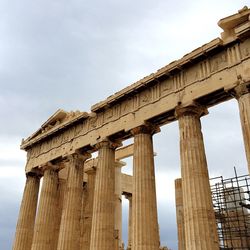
[234,82,250,173]
[12,172,40,250]
[115,161,124,250]
[131,125,160,250]
[176,104,219,250]
[57,152,90,250]
[175,178,186,250]
[79,180,88,249]
[53,178,66,250]
[31,167,59,250]
[89,139,119,250]
[124,193,132,250]
[80,166,96,250]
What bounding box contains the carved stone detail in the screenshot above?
[210,53,227,73]
[175,103,208,119]
[199,60,211,79]
[160,79,173,96]
[131,124,159,136]
[174,71,185,90]
[227,44,242,65]
[121,97,133,115]
[95,139,122,151]
[140,89,152,105]
[234,81,250,98]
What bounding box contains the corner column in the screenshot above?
[175,178,185,250]
[12,172,40,250]
[57,152,90,250]
[234,82,250,173]
[131,125,160,250]
[175,104,219,250]
[31,167,59,250]
[89,139,119,250]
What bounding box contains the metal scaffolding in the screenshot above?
[210,168,250,249]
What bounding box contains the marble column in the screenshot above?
[31,167,59,250]
[89,139,119,250]
[131,125,160,250]
[80,166,96,250]
[57,152,90,250]
[80,181,88,249]
[115,161,124,250]
[175,104,219,250]
[234,82,250,173]
[12,172,40,250]
[175,178,185,250]
[125,193,132,250]
[53,178,66,250]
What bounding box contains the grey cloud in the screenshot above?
[0,159,23,167]
[0,0,215,138]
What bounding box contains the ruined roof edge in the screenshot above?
[91,6,250,112]
[91,38,223,112]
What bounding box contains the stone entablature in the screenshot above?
[21,8,250,173]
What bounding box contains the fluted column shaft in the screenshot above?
[175,178,185,250]
[132,125,160,250]
[12,173,40,250]
[79,181,88,249]
[125,193,132,250]
[31,168,59,250]
[176,104,219,250]
[53,178,66,250]
[89,140,118,250]
[57,153,89,250]
[115,162,123,250]
[234,83,250,173]
[80,167,96,250]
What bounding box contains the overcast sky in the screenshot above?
[1,1,250,249]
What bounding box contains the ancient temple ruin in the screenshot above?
[12,7,250,250]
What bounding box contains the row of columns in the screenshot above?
[13,81,250,250]
[13,128,159,250]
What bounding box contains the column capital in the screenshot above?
[175,103,208,119]
[39,162,60,174]
[124,192,132,201]
[67,152,91,170]
[68,151,91,162]
[131,123,160,136]
[115,160,126,168]
[233,81,250,99]
[175,178,182,188]
[26,168,43,178]
[95,138,122,150]
[85,166,96,175]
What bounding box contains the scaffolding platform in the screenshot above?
[210,168,250,250]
